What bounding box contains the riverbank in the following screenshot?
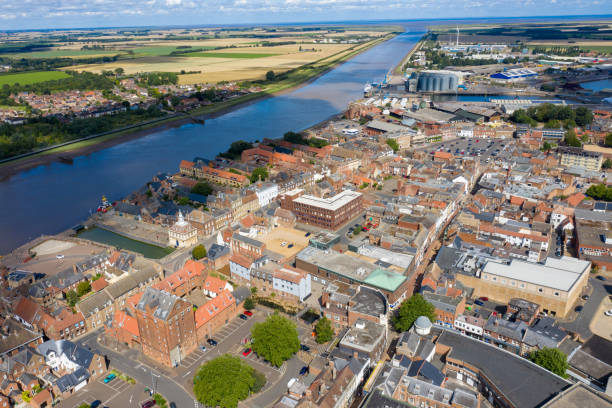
[0,34,394,180]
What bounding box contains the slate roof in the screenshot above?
[437,330,570,407]
[208,243,230,260]
[55,367,89,392]
[350,286,387,318]
[37,340,94,368]
[135,287,179,321]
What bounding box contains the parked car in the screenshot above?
[305,232,311,237]
[300,344,310,352]
[605,309,612,317]
[474,300,484,306]
[242,348,252,357]
[207,338,218,346]
[141,400,155,408]
[299,366,309,376]
[90,401,101,408]
[596,276,606,281]
[56,254,64,259]
[239,314,248,320]
[575,306,583,312]
[582,295,590,301]
[170,403,177,408]
[103,373,116,383]
[243,310,253,317]
[200,345,207,352]
[479,297,488,301]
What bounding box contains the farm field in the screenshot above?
[68,42,365,84]
[527,42,612,54]
[0,71,71,86]
[184,51,280,58]
[0,49,119,59]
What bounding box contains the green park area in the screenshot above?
[0,71,71,86]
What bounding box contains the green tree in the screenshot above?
[250,167,269,183]
[251,314,299,367]
[603,159,612,169]
[265,70,275,81]
[191,181,213,196]
[177,196,190,206]
[251,370,267,393]
[392,294,436,332]
[529,347,569,378]
[76,280,91,297]
[114,67,124,76]
[564,129,581,147]
[315,316,334,344]
[386,138,399,152]
[244,297,255,310]
[66,290,79,306]
[574,106,593,127]
[192,244,207,260]
[541,141,553,152]
[605,133,612,148]
[193,355,255,408]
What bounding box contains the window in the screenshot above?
[538,288,543,293]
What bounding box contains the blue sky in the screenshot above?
[1,0,611,30]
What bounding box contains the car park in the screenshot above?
[103,373,116,383]
[242,348,252,357]
[207,338,218,346]
[474,300,484,306]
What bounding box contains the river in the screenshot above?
[0,26,426,254]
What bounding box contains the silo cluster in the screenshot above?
[415,72,458,92]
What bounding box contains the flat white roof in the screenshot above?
[482,257,589,292]
[293,190,362,211]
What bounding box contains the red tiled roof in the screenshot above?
[91,277,109,292]
[180,160,195,169]
[112,310,139,337]
[195,289,235,328]
[204,276,227,296]
[230,253,253,269]
[566,192,585,207]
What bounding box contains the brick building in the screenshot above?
[281,189,363,230]
[134,288,197,367]
[195,289,236,341]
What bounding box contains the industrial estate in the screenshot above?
[1,17,612,408]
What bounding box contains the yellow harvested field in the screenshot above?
[69,43,355,84]
[527,40,612,46]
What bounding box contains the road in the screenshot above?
[559,276,611,340]
[74,308,307,408]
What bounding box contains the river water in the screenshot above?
[0,26,426,254]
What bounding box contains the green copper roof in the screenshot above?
[363,268,406,292]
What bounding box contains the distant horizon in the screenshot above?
[1,0,611,32]
[3,14,612,33]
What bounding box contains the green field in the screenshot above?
[0,71,71,86]
[528,44,612,54]
[128,46,214,56]
[184,52,280,59]
[1,49,119,59]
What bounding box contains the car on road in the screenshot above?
[596,276,606,281]
[582,295,590,301]
[239,314,248,320]
[169,403,177,408]
[90,401,102,408]
[207,338,218,346]
[141,400,155,408]
[56,254,64,259]
[605,309,612,317]
[305,232,311,237]
[242,348,252,357]
[244,310,253,317]
[103,373,116,383]
[300,344,310,352]
[575,305,583,312]
[474,300,484,306]
[479,297,488,301]
[299,366,309,375]
[200,345,207,352]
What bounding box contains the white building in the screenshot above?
[253,183,279,208]
[168,210,198,248]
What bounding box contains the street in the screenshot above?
[559,276,612,340]
[72,308,308,408]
